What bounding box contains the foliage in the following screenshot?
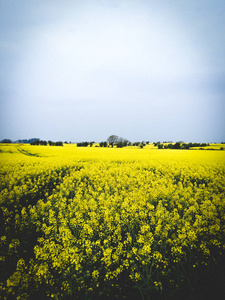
[30,140,63,146]
[99,142,108,147]
[107,135,119,146]
[159,142,210,150]
[157,144,163,149]
[0,139,12,143]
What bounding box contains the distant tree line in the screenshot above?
[98,136,151,148]
[0,139,12,143]
[106,135,130,148]
[99,141,108,147]
[48,141,63,146]
[132,141,149,147]
[1,137,224,148]
[31,140,63,146]
[97,135,129,148]
[77,141,95,147]
[17,138,40,144]
[0,138,39,144]
[154,142,210,150]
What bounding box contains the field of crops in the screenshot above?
[0,144,225,299]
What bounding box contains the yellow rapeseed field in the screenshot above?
[0,144,225,299]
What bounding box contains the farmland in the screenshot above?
[0,144,225,299]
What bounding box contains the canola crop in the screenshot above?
[0,144,225,299]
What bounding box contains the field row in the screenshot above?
[0,145,225,299]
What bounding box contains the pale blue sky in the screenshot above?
[0,0,225,142]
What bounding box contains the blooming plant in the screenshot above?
[0,144,225,299]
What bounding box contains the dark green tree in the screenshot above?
[107,135,119,146]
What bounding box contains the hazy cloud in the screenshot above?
[0,0,224,142]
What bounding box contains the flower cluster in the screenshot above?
[0,144,225,299]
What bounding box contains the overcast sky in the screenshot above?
[0,0,225,142]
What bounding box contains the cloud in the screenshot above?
[13,3,205,102]
[1,0,224,141]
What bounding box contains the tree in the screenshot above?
[173,142,181,149]
[48,140,54,146]
[107,135,119,146]
[100,141,107,147]
[157,143,163,149]
[1,139,12,143]
[55,141,63,146]
[106,135,130,147]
